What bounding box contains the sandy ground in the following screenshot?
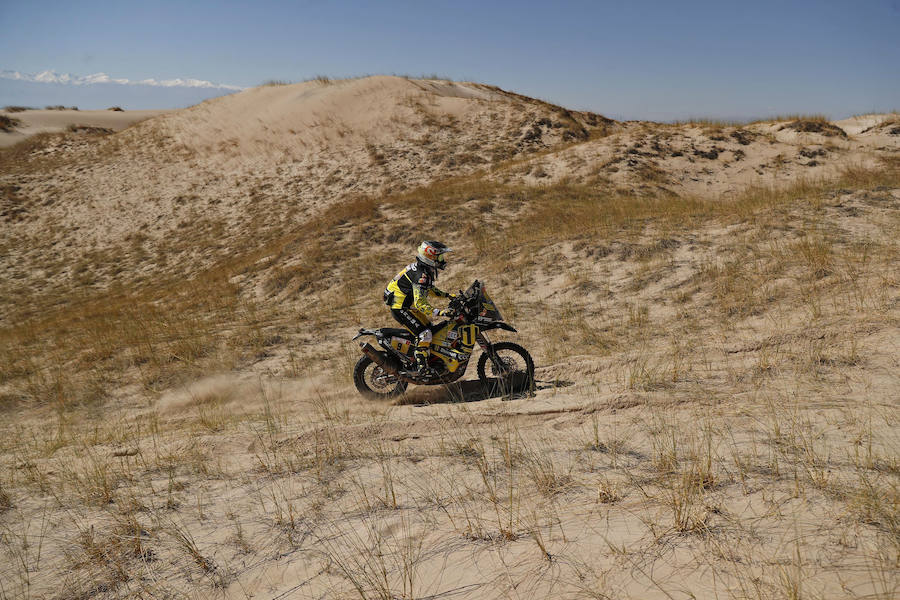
[2,180,898,598]
[0,109,171,147]
[2,314,897,598]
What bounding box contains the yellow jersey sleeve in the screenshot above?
[412,283,436,315]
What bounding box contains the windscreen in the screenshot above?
[478,287,504,322]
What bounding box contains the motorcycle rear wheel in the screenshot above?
[353,356,408,399]
[477,342,535,395]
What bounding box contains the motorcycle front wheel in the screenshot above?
[353,356,408,399]
[477,342,535,395]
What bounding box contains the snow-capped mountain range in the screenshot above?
[0,69,244,90]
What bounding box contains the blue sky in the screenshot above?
[2,0,898,119]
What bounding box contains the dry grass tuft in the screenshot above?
[782,119,847,137]
[0,484,12,512]
[0,114,21,132]
[66,124,114,135]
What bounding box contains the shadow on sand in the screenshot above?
[395,376,574,406]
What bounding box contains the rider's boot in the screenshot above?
[411,348,436,378]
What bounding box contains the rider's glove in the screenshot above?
[433,308,453,318]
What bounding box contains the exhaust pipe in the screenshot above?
[360,342,401,375]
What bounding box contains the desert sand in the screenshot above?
[0,77,897,599]
[0,108,171,148]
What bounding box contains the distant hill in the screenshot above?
[0,76,239,110]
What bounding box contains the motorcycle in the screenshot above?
[352,280,534,399]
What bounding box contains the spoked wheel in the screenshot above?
[477,342,535,397]
[353,356,408,399]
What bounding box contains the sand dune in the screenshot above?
[161,76,513,151]
[0,76,607,318]
[1,78,895,316]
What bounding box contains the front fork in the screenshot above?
[477,332,512,376]
[476,331,493,353]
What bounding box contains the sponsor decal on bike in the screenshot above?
[460,325,477,347]
[433,347,467,362]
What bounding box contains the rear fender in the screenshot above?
[352,328,379,341]
[358,331,412,368]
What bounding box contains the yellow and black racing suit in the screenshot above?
[384,261,450,371]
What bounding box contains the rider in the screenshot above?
[384,241,455,376]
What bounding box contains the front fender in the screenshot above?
[481,322,517,333]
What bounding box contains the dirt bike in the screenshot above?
[352,280,534,399]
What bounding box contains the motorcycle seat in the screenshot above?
[379,323,444,339]
[379,328,416,339]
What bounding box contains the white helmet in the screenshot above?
[417,240,451,270]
